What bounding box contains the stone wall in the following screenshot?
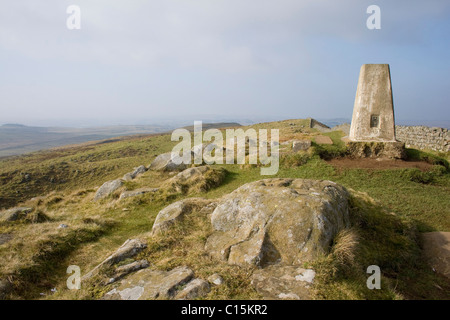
[395,125,449,152]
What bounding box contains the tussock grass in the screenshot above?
[311,191,450,300]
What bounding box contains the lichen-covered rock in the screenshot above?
[0,207,33,222]
[292,140,311,152]
[174,278,211,300]
[205,178,350,267]
[107,259,150,284]
[123,165,147,181]
[149,152,191,172]
[104,266,194,300]
[83,238,147,280]
[251,265,315,300]
[94,179,123,200]
[151,198,216,236]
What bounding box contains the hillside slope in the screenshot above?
[0,119,449,300]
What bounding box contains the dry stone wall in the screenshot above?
[395,125,449,152]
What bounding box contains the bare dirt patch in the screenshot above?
[327,158,433,171]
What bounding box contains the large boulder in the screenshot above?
[94,179,123,201]
[149,152,191,172]
[205,178,350,267]
[151,198,216,236]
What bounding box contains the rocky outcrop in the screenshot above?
[151,198,216,236]
[105,266,194,300]
[251,265,315,300]
[122,165,147,181]
[83,238,147,280]
[205,178,350,267]
[107,259,150,284]
[149,152,190,172]
[88,178,353,300]
[93,179,123,201]
[0,207,33,222]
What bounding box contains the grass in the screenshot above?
[0,134,176,209]
[311,191,450,299]
[0,121,449,300]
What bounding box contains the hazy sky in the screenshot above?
[1,0,449,127]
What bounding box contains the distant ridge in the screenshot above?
[181,122,241,132]
[0,122,242,158]
[1,124,27,127]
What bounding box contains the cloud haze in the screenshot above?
[0,0,449,126]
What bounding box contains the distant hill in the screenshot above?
[0,124,172,158]
[0,123,242,158]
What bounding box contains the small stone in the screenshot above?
[58,224,68,229]
[292,140,311,152]
[295,269,315,283]
[207,273,224,286]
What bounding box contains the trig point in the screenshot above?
[347,64,405,159]
[349,64,396,142]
